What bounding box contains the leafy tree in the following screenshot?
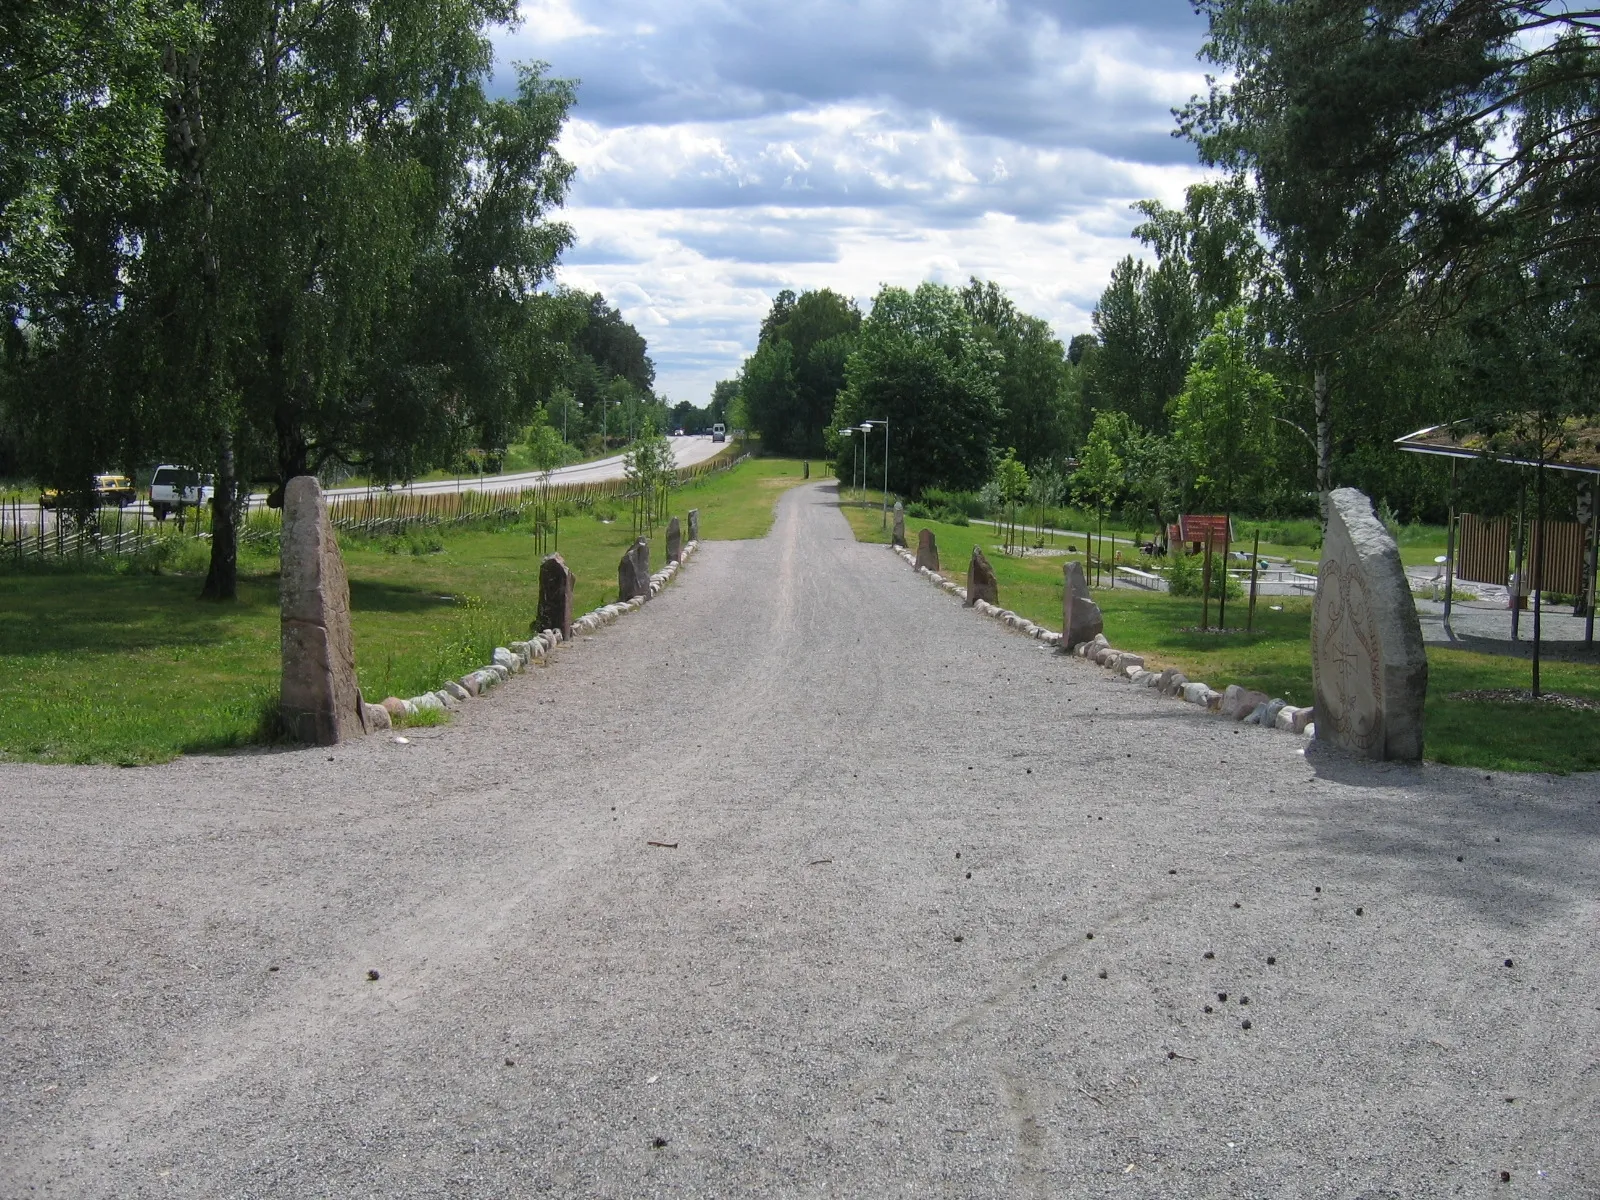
[960,279,1076,467]
[992,448,1030,552]
[1168,306,1282,520]
[829,283,1001,496]
[740,288,860,455]
[1072,411,1128,583]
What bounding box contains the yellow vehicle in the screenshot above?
[39,474,136,509]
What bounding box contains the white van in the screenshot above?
[149,465,214,519]
[711,423,726,443]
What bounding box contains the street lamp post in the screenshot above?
[838,428,860,499]
[861,419,889,528]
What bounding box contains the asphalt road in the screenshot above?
[3,481,1597,1197]
[8,437,731,534]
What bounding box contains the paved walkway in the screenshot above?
[3,482,1597,1197]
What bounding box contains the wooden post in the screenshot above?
[1443,459,1458,623]
[1200,531,1214,633]
[1247,528,1260,632]
[1512,482,1526,641]
[1588,482,1597,646]
[1217,516,1232,631]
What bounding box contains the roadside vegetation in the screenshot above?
[0,458,810,765]
[845,503,1600,775]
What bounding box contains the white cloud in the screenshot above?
[499,0,1214,402]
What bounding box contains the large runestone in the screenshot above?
[1312,488,1428,761]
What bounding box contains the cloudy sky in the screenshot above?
[493,0,1213,405]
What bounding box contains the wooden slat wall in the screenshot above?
[1457,514,1510,585]
[1530,519,1586,595]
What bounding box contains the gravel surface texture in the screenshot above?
[3,482,1598,1197]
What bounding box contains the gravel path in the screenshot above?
[3,482,1598,1197]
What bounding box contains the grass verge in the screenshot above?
[0,457,810,764]
[849,504,1600,774]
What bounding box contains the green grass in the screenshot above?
[851,504,1600,774]
[0,457,810,764]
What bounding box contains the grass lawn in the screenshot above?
[0,457,810,765]
[847,503,1600,774]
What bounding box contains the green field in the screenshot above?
[0,457,810,765]
[848,504,1600,774]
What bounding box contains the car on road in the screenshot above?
[673,427,685,437]
[711,423,726,443]
[40,473,136,509]
[149,465,214,519]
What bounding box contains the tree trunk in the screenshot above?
[1313,365,1333,512]
[201,429,239,601]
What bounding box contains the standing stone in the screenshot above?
[619,538,650,601]
[665,515,682,563]
[966,546,999,607]
[1061,560,1104,649]
[892,501,906,548]
[537,552,574,641]
[1313,487,1428,761]
[803,461,810,479]
[914,528,940,572]
[280,476,374,745]
[687,508,700,543]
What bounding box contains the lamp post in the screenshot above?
[838,427,861,499]
[861,419,889,528]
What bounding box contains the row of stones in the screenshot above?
[894,546,1065,649]
[366,541,699,726]
[1066,635,1316,736]
[892,541,1316,739]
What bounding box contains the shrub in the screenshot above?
[921,487,986,518]
[1167,550,1243,599]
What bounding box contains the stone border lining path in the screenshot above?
[375,541,700,725]
[891,541,1317,739]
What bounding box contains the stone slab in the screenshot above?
[280,476,373,745]
[666,515,683,564]
[1061,561,1104,649]
[1313,488,1428,761]
[538,553,575,641]
[966,546,999,607]
[914,528,940,572]
[892,501,907,548]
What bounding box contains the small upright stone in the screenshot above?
[665,515,683,564]
[892,501,907,547]
[1061,561,1104,650]
[914,528,940,572]
[537,553,574,642]
[687,508,700,543]
[618,538,651,601]
[279,476,375,745]
[966,546,999,607]
[1313,487,1428,761]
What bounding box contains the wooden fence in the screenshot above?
[1,441,750,562]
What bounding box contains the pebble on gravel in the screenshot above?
[366,969,380,981]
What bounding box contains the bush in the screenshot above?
[1166,550,1243,599]
[921,487,986,518]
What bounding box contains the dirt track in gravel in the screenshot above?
[3,480,1597,1198]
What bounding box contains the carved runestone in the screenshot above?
[1313,487,1428,761]
[666,515,683,563]
[1061,560,1104,649]
[537,553,574,641]
[892,500,907,547]
[687,508,700,543]
[966,546,999,607]
[280,475,373,744]
[619,539,650,601]
[914,528,940,572]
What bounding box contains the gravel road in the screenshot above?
[3,481,1598,1197]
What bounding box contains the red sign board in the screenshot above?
[1178,514,1233,545]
